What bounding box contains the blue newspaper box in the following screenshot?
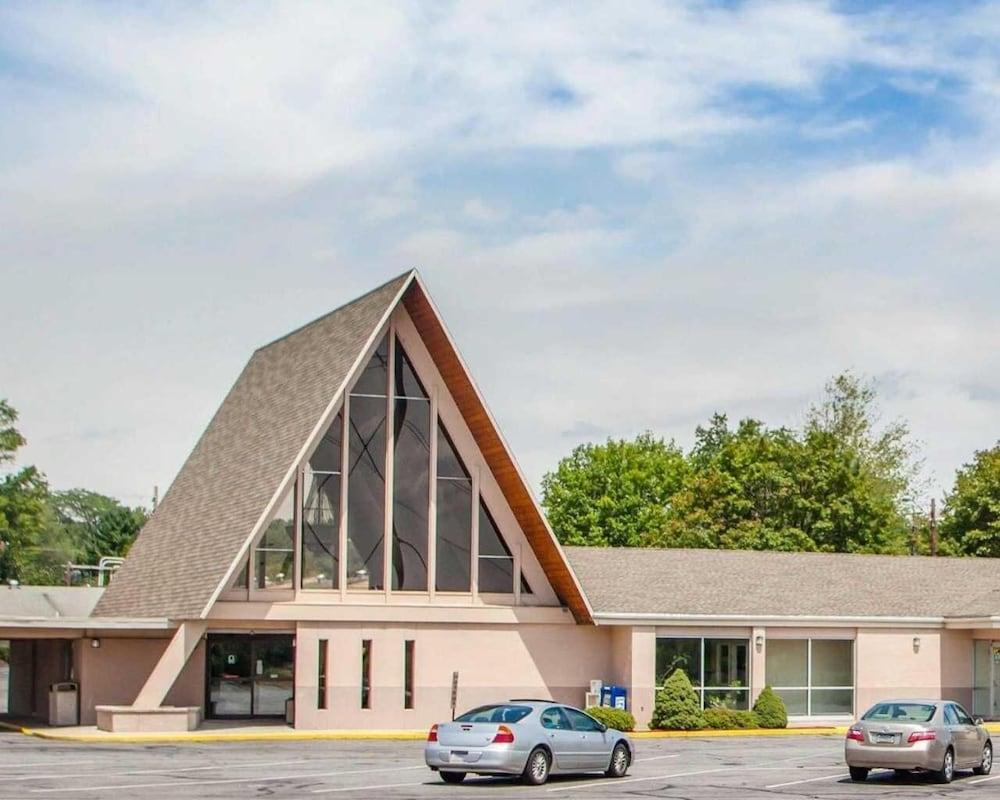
[600,684,628,710]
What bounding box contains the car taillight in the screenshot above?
[493,725,515,744]
[427,724,438,742]
[908,730,936,744]
[846,727,865,742]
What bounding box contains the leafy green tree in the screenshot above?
[541,433,687,546]
[940,444,1000,557]
[0,399,50,583]
[48,489,148,567]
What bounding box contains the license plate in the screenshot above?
[875,734,896,744]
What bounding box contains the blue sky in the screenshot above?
[2,1,999,507]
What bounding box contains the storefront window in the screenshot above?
[973,640,991,718]
[766,638,854,716]
[656,637,748,709]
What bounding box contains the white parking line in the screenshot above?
[312,781,426,794]
[765,772,847,789]
[547,766,735,792]
[29,764,425,793]
[7,758,313,783]
[969,773,1000,785]
[635,754,681,762]
[1,761,100,772]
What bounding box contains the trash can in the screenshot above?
[48,682,79,727]
[600,684,628,711]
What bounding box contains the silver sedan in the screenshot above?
[845,699,992,783]
[425,700,634,785]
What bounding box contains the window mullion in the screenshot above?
[428,386,438,601]
[338,395,349,600]
[383,325,395,598]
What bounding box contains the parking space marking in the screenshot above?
[1,762,98,772]
[7,758,314,783]
[312,781,426,794]
[765,772,847,789]
[635,754,681,762]
[29,764,426,794]
[969,773,1000,785]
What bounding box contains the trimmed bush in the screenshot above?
[650,669,705,730]
[586,706,636,732]
[703,707,756,730]
[752,686,788,729]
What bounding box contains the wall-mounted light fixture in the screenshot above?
[91,638,101,649]
[755,634,765,652]
[912,636,921,653]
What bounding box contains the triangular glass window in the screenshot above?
[253,486,295,590]
[352,335,389,396]
[478,500,531,594]
[437,424,469,480]
[394,338,428,399]
[302,411,342,590]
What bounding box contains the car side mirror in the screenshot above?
[597,722,607,732]
[975,716,985,726]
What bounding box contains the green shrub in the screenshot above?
[752,686,788,729]
[650,669,705,730]
[586,706,636,732]
[703,707,757,729]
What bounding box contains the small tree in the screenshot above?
[650,669,704,730]
[752,686,788,729]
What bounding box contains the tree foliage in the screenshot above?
[0,399,50,583]
[941,444,1000,557]
[541,432,687,547]
[650,669,705,730]
[543,373,919,554]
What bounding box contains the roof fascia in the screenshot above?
[199,270,417,619]
[406,272,594,624]
[592,612,948,629]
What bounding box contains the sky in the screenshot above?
[2,0,999,509]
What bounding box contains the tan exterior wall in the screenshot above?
[75,637,205,726]
[293,622,612,730]
[855,628,973,714]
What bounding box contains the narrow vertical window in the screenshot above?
[302,413,342,590]
[404,640,415,709]
[254,486,295,590]
[435,423,472,592]
[347,337,388,590]
[317,639,328,710]
[478,501,517,594]
[361,639,372,709]
[391,340,430,591]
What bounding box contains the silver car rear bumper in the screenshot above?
[845,739,945,771]
[425,744,528,775]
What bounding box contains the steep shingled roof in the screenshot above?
[95,273,412,618]
[565,546,1000,620]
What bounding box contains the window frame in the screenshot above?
[767,638,854,718]
[655,635,750,710]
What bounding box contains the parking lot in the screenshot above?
[3,731,1000,799]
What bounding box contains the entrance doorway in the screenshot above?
[206,634,294,719]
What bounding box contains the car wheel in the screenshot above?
[849,767,869,782]
[605,742,630,778]
[440,771,466,784]
[974,742,993,776]
[936,748,955,784]
[522,747,551,786]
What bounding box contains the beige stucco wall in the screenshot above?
[74,637,205,726]
[293,622,612,730]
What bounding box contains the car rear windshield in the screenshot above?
[455,705,532,724]
[862,703,937,723]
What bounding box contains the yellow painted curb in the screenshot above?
[0,720,28,734]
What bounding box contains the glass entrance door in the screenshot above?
[207,634,294,718]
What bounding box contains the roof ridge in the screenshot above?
[255,269,416,352]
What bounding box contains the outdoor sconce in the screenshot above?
[755,634,764,652]
[913,636,921,653]
[91,638,101,649]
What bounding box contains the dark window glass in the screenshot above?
[255,487,294,590]
[864,703,936,723]
[302,471,340,590]
[404,640,415,709]
[361,639,372,709]
[392,398,429,591]
[435,420,472,592]
[394,339,427,398]
[317,639,328,710]
[539,706,572,730]
[353,336,388,395]
[436,479,472,592]
[478,501,514,593]
[704,639,748,688]
[347,395,386,590]
[656,638,701,687]
[437,424,469,479]
[310,412,343,473]
[228,556,248,591]
[565,707,602,731]
[457,704,532,724]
